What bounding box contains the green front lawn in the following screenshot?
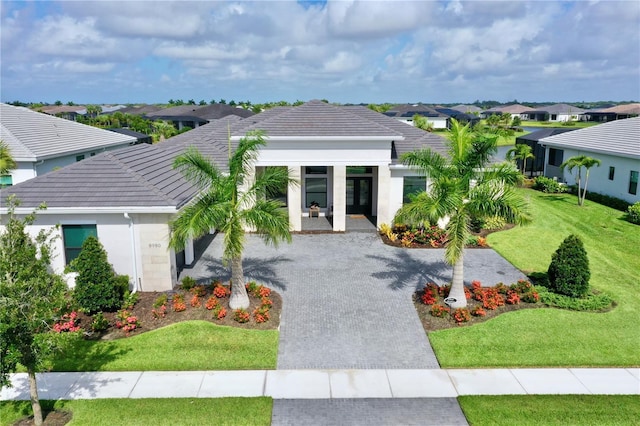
[429,189,640,367]
[52,321,278,371]
[1,398,272,426]
[496,130,528,146]
[459,395,640,426]
[522,121,598,129]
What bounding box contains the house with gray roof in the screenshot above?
[539,117,640,204]
[383,104,449,129]
[0,103,137,186]
[525,103,586,122]
[481,104,534,120]
[1,100,449,292]
[514,128,579,177]
[144,103,255,130]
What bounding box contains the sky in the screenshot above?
[1,0,639,105]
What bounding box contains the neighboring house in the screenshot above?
[144,104,255,130]
[38,105,86,121]
[450,104,482,115]
[433,108,481,126]
[0,103,137,186]
[514,128,578,176]
[539,117,640,204]
[584,103,640,122]
[383,104,449,129]
[0,100,450,292]
[525,103,586,122]
[481,104,534,120]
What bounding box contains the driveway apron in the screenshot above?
[183,232,527,370]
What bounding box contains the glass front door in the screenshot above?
[346,177,372,215]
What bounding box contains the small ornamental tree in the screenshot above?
[547,234,590,298]
[0,197,78,426]
[72,235,122,313]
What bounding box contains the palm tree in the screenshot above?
[560,155,601,206]
[0,141,16,176]
[152,120,178,142]
[395,119,531,308]
[169,130,296,309]
[506,143,535,176]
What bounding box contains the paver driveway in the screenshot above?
[183,232,527,370]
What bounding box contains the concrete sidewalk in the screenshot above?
[2,368,638,401]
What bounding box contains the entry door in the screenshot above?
[346,177,372,215]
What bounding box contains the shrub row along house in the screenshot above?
[0,100,449,292]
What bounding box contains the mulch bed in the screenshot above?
[74,284,281,341]
[13,411,72,426]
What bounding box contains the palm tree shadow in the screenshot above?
[199,254,292,291]
[367,250,451,292]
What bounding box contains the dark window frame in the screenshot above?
[630,171,639,195]
[62,224,97,265]
[403,176,427,204]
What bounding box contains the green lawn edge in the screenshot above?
[1,398,272,426]
[52,321,278,371]
[458,395,640,426]
[430,189,640,368]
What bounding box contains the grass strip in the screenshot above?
[1,397,272,426]
[52,321,278,371]
[458,395,640,426]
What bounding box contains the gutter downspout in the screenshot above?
[124,213,140,293]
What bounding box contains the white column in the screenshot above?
[288,166,302,232]
[376,165,391,228]
[185,237,195,265]
[333,165,346,232]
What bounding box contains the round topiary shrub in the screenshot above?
[627,202,640,225]
[72,236,122,313]
[547,234,590,298]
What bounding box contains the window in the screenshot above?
[551,114,557,121]
[347,166,373,174]
[76,154,85,162]
[630,171,639,195]
[62,224,97,264]
[305,166,327,175]
[403,176,426,203]
[0,175,12,187]
[609,167,615,181]
[548,148,564,167]
[305,178,327,208]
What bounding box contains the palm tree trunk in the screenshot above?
[577,170,583,206]
[229,255,250,309]
[28,368,43,426]
[581,170,591,206]
[448,253,467,309]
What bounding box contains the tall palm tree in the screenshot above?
[560,155,601,206]
[169,130,296,309]
[506,143,535,176]
[395,119,531,308]
[0,141,17,176]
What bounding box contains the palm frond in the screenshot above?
[241,199,292,246]
[173,147,224,191]
[169,193,231,250]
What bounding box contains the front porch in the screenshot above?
[300,215,377,233]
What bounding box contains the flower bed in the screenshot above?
[414,279,542,331]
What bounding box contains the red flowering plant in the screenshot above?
[506,290,521,305]
[152,304,167,319]
[471,306,486,317]
[205,296,219,310]
[452,308,471,324]
[172,294,186,312]
[438,284,451,298]
[190,294,201,308]
[213,283,230,298]
[521,291,540,303]
[253,304,271,323]
[115,309,140,336]
[430,304,449,318]
[214,306,227,320]
[53,311,81,333]
[233,308,250,323]
[421,283,439,305]
[189,285,207,297]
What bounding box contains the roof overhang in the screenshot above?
[231,135,404,142]
[0,206,180,215]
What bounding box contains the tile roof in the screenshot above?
[384,104,449,118]
[598,103,640,115]
[528,103,586,114]
[539,117,640,159]
[145,104,254,121]
[2,101,451,209]
[485,104,534,114]
[1,103,136,161]
[450,104,483,113]
[516,128,578,142]
[2,143,197,209]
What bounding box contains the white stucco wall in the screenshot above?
[1,211,178,293]
[388,166,429,224]
[556,148,640,204]
[6,162,36,185]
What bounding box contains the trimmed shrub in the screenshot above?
[547,234,590,298]
[482,216,507,231]
[627,202,640,225]
[567,188,631,211]
[72,236,122,313]
[532,176,566,193]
